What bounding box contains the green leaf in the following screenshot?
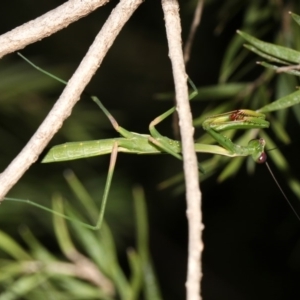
[244,45,290,65]
[0,231,31,260]
[268,117,290,144]
[290,12,300,27]
[193,83,250,100]
[237,30,300,64]
[217,157,244,182]
[258,89,300,113]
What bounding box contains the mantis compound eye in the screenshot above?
[256,152,267,164]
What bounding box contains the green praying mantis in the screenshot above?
[5,54,300,229]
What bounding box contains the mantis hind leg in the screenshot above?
[5,141,119,231]
[54,141,119,230]
[93,141,118,230]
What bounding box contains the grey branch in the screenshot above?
[0,0,110,58]
[162,0,203,300]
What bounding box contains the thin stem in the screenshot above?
[183,0,205,64]
[162,1,203,300]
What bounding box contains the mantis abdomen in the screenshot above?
[42,134,183,163]
[42,139,117,163]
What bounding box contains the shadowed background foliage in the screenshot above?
[1,1,300,299]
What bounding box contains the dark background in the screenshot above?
[1,0,300,299]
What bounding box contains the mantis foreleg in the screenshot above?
[203,109,269,162]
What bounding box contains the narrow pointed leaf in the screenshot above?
[237,30,300,64]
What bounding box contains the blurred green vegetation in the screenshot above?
[1,0,300,299]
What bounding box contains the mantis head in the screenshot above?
[248,138,267,164]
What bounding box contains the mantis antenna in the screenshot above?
[255,145,300,221]
[264,161,300,221]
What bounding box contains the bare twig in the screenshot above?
[276,64,300,73]
[162,1,203,300]
[65,246,115,294]
[183,0,205,64]
[0,0,110,59]
[0,0,143,200]
[172,0,205,138]
[22,260,114,294]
